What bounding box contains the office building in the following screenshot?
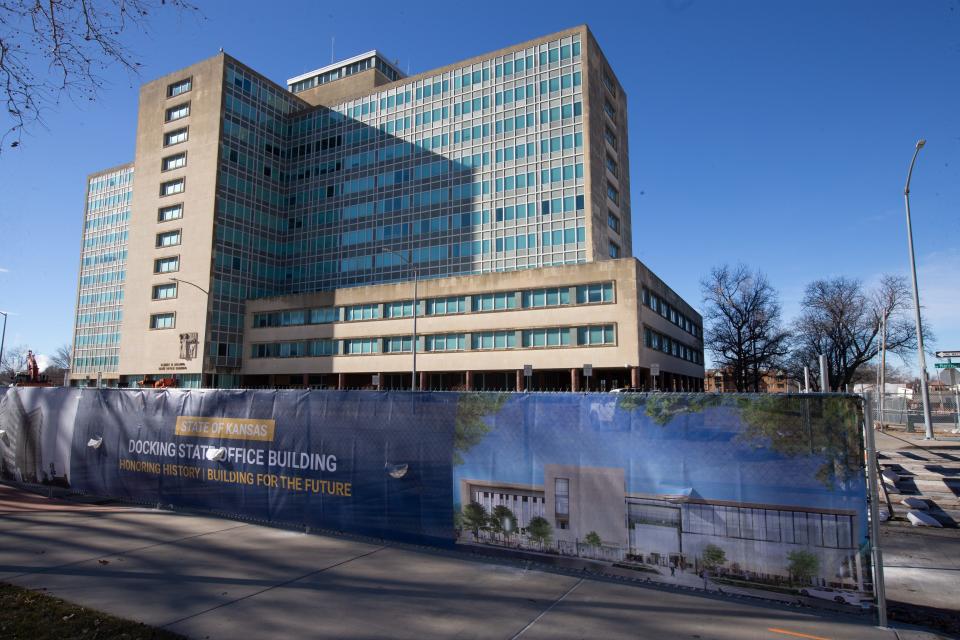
[69,25,704,390]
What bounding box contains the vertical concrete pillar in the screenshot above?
[375,372,382,391]
[570,368,580,392]
[630,366,639,389]
[419,371,427,391]
[337,373,346,390]
[465,370,474,391]
[516,369,524,392]
[302,373,309,389]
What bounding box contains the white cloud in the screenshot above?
[0,267,9,273]
[36,354,52,371]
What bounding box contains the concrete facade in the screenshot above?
[242,258,704,391]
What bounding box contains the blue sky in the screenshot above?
[0,0,957,371]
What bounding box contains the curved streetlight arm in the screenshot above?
[168,277,209,296]
[904,139,926,195]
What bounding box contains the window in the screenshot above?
[605,154,618,177]
[603,100,617,119]
[521,287,570,308]
[158,204,183,222]
[165,102,190,122]
[167,78,192,98]
[152,283,177,300]
[471,331,516,350]
[471,292,517,312]
[426,296,466,315]
[607,213,620,233]
[154,256,179,273]
[602,71,616,97]
[575,282,614,304]
[384,335,414,353]
[555,478,570,519]
[603,127,617,148]
[162,153,186,171]
[385,300,414,318]
[609,242,621,258]
[577,325,616,345]
[344,338,379,354]
[606,183,619,205]
[344,303,379,321]
[164,128,188,146]
[521,327,571,348]
[160,178,185,196]
[149,312,175,329]
[156,230,181,247]
[425,333,465,352]
[309,307,337,324]
[310,339,338,356]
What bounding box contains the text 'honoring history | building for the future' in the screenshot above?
[71,26,705,391]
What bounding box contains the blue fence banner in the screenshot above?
[0,388,871,603]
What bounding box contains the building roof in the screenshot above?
[286,50,403,86]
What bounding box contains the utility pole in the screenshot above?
[903,139,934,439]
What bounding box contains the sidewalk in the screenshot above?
[0,485,940,640]
[873,428,960,637]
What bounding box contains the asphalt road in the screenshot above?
[0,485,943,640]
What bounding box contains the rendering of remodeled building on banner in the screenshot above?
[70,26,705,390]
[461,464,863,589]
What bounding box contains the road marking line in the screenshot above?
[768,628,832,640]
[510,578,584,639]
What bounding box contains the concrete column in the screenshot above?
[337,373,346,390]
[516,369,524,392]
[570,368,580,392]
[630,366,640,389]
[375,372,382,391]
[465,370,474,391]
[302,373,309,389]
[419,371,427,391]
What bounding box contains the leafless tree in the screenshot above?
[787,275,930,392]
[49,342,71,369]
[701,264,791,392]
[1,0,197,150]
[0,342,29,382]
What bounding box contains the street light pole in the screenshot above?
[382,248,418,391]
[0,311,8,380]
[903,139,934,440]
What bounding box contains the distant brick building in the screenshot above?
[704,368,798,393]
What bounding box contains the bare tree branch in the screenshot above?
[786,275,933,391]
[701,264,791,392]
[0,0,197,150]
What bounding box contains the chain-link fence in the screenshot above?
[872,390,960,433]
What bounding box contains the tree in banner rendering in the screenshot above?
[787,549,820,586]
[527,516,553,549]
[584,531,602,547]
[701,544,727,572]
[489,505,518,542]
[453,393,508,465]
[462,502,489,539]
